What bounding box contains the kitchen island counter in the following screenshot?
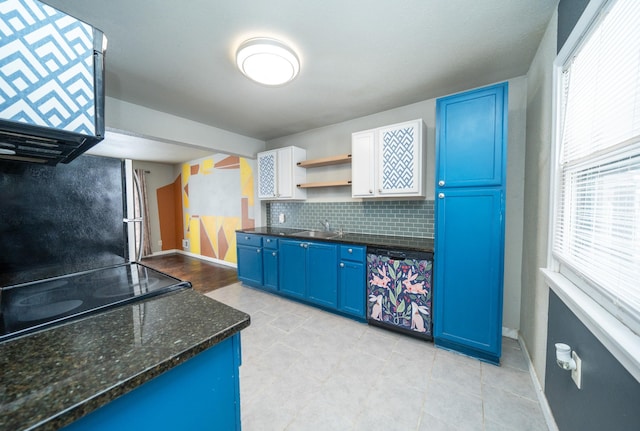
[0,289,250,431]
[239,226,434,252]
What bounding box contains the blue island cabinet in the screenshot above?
[62,334,242,431]
[434,82,507,364]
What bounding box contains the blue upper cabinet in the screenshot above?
[434,82,507,365]
[436,85,506,188]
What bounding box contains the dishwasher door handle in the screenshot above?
[386,250,406,260]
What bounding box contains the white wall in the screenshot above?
[131,160,176,254]
[266,78,528,333]
[520,10,558,385]
[106,97,265,158]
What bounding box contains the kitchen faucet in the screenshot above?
[319,219,330,231]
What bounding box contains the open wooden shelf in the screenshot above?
[297,180,352,188]
[297,154,351,168]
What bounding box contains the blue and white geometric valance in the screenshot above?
[0,0,96,135]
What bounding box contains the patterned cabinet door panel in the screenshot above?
[257,151,276,199]
[377,120,423,196]
[0,0,97,135]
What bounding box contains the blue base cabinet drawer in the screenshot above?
[237,233,262,247]
[340,245,365,262]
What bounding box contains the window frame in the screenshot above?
[546,0,640,383]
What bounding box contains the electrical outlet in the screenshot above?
[182,239,189,249]
[571,351,582,389]
[279,213,286,223]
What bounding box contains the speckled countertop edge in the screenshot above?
[0,289,250,431]
[237,227,434,252]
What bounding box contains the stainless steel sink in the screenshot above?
[294,230,342,239]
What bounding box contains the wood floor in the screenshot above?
[140,253,238,294]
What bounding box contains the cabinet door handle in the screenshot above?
[245,236,249,240]
[272,252,277,256]
[369,189,373,194]
[299,243,305,248]
[256,249,261,253]
[340,262,345,268]
[438,193,445,199]
[438,180,445,186]
[266,239,271,243]
[348,248,353,253]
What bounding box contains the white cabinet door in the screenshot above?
[276,147,293,199]
[377,119,422,196]
[257,150,277,199]
[352,119,424,198]
[351,130,376,197]
[257,146,307,200]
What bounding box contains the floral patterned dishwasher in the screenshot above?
[366,247,433,340]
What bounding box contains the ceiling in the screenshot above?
[42,0,558,162]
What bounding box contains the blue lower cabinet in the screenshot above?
[339,260,365,318]
[338,245,366,319]
[263,247,279,291]
[306,242,338,308]
[433,187,504,364]
[237,244,263,287]
[238,233,366,320]
[262,237,279,291]
[279,239,340,309]
[279,239,307,299]
[62,334,242,431]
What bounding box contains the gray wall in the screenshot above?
[520,8,557,384]
[265,77,527,333]
[545,291,640,430]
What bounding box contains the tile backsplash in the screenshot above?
[266,200,434,238]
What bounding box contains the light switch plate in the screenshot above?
[571,351,582,389]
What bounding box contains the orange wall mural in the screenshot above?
[156,154,255,264]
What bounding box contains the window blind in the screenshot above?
[553,0,640,331]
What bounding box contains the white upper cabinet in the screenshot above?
[352,119,425,198]
[257,146,307,200]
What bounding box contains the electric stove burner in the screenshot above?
[93,277,160,298]
[0,263,191,342]
[17,300,84,322]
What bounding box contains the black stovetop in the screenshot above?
[0,263,191,342]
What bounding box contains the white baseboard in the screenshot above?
[518,336,559,431]
[146,249,238,269]
[502,326,518,339]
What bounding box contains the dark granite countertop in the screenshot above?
[238,227,434,252]
[0,289,250,431]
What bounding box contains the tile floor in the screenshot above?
[206,283,548,431]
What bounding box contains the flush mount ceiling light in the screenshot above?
[236,38,300,86]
